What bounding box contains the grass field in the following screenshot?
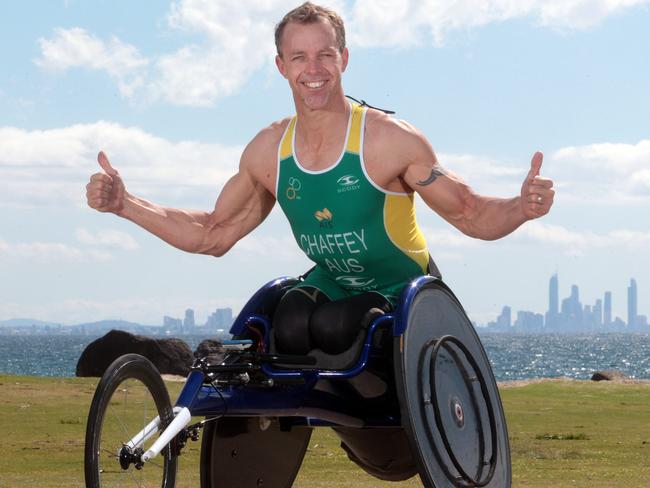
[1,374,650,487]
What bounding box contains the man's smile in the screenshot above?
[303,80,326,89]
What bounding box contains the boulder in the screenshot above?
[590,370,629,381]
[194,339,226,363]
[76,329,194,377]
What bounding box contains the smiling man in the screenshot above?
[86,2,554,479]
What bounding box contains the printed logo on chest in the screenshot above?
[285,177,302,200]
[315,208,333,229]
[337,174,361,193]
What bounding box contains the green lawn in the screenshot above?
[1,375,649,487]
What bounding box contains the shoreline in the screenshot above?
[4,372,650,388]
[497,376,650,388]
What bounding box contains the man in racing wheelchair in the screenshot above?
[85,2,554,485]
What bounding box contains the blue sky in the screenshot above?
[1,0,648,326]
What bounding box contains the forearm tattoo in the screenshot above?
[416,164,447,186]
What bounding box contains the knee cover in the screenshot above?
[273,287,327,354]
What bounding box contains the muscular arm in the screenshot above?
[369,116,554,240]
[119,167,274,256]
[406,156,527,240]
[88,126,280,256]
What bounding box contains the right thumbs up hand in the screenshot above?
[86,151,127,214]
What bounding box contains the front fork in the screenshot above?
[141,406,192,462]
[121,369,207,469]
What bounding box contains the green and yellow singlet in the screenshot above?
[276,103,429,305]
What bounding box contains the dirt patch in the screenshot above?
[161,374,187,382]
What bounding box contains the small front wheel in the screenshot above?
[84,353,178,488]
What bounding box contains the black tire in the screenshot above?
[84,354,177,488]
[200,417,312,488]
[394,281,511,488]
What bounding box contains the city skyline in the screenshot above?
[486,274,646,332]
[0,305,236,339]
[2,273,645,335]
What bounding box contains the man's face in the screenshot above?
[276,20,348,111]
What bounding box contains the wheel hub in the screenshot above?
[451,396,465,428]
[119,445,144,470]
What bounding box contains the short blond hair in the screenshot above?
[275,2,346,57]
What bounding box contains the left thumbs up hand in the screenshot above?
[520,151,555,220]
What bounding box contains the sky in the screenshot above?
[1,0,648,327]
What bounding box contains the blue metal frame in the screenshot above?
[173,274,439,428]
[229,276,298,337]
[393,275,440,336]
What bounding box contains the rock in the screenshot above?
[194,339,226,363]
[590,370,629,381]
[76,329,194,377]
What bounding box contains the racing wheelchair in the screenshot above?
[84,274,511,487]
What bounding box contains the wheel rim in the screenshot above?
[395,285,511,488]
[96,377,169,487]
[419,335,497,487]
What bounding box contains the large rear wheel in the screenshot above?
[395,281,511,488]
[84,353,177,488]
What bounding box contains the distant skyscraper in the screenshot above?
[514,311,544,332]
[499,306,511,328]
[163,315,182,330]
[628,279,638,328]
[560,284,583,329]
[184,309,195,329]
[545,273,560,329]
[604,292,612,326]
[594,299,602,328]
[549,274,559,316]
[206,308,234,329]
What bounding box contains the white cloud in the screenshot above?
[513,221,650,252]
[430,139,650,207]
[552,139,650,202]
[34,1,649,105]
[536,0,650,29]
[154,0,348,105]
[418,220,650,257]
[350,0,650,48]
[151,0,294,106]
[0,122,242,208]
[36,27,148,97]
[0,238,111,263]
[33,1,311,106]
[440,152,525,195]
[75,228,140,251]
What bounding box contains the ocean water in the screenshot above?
[0,335,207,378]
[1,333,650,381]
[479,333,650,381]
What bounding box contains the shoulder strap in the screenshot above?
[278,117,297,161]
[345,103,365,154]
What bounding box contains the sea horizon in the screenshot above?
[2,332,650,382]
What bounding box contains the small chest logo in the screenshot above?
[285,177,302,200]
[336,276,376,288]
[337,175,361,193]
[314,208,333,228]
